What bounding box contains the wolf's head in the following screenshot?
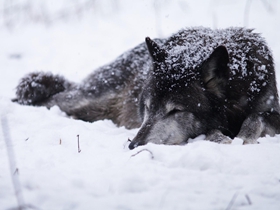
[128,37,230,149]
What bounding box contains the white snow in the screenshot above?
[1,0,280,209]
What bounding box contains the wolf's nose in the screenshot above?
[128,141,138,150]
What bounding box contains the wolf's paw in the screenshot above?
[219,138,232,144]
[206,129,232,144]
[14,72,68,105]
[243,139,259,145]
[231,137,259,145]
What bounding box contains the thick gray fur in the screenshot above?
[14,27,280,149]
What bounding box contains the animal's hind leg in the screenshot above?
[14,72,73,106]
[52,91,117,123]
[237,112,280,144]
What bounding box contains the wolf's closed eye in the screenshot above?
[168,108,182,116]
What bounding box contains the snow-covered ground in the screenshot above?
[1,0,280,209]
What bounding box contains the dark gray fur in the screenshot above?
[14,27,280,149]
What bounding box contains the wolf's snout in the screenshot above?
[128,120,154,149]
[128,134,147,149]
[128,138,146,149]
[128,141,138,150]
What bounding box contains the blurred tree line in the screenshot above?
[0,0,120,29]
[0,0,275,30]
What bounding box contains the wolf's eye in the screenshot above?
[168,108,181,115]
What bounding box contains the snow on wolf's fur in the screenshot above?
[14,27,280,150]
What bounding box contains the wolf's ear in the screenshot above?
[201,46,229,98]
[145,37,167,63]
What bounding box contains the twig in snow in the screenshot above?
[131,149,154,159]
[1,115,25,209]
[13,168,19,175]
[245,194,252,205]
[226,193,252,210]
[59,139,62,145]
[225,192,238,210]
[77,135,81,153]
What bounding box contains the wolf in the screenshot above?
[13,27,280,149]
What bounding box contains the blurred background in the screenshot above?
[0,0,279,97]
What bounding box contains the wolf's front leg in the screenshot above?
[237,112,280,144]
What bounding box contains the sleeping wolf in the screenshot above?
[14,27,280,149]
